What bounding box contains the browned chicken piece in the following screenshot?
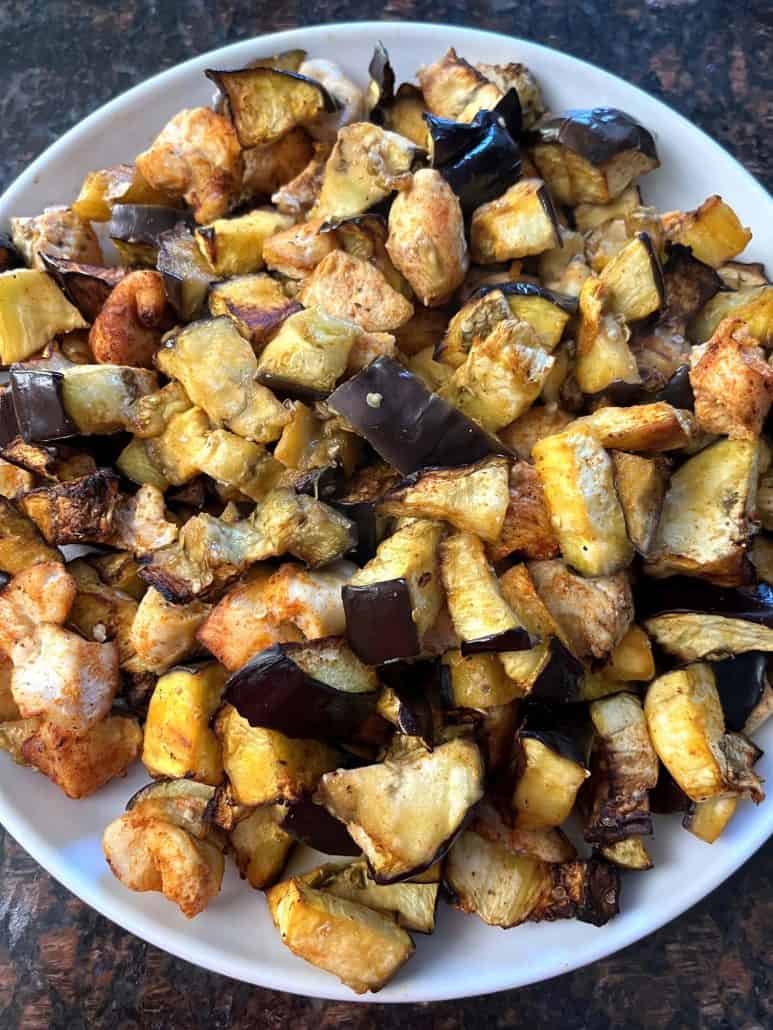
[23,717,142,799]
[103,806,224,917]
[488,461,560,562]
[262,217,339,279]
[241,128,314,201]
[11,207,103,268]
[107,484,179,556]
[386,169,469,307]
[690,318,773,440]
[89,270,173,368]
[272,142,332,217]
[135,107,243,224]
[298,250,414,332]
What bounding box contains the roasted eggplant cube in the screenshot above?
[19,470,120,545]
[575,275,639,395]
[129,587,210,673]
[215,703,340,806]
[224,638,378,742]
[682,795,738,844]
[664,195,752,268]
[441,531,530,654]
[206,66,335,148]
[379,457,510,543]
[0,269,87,364]
[611,451,669,556]
[208,274,301,348]
[141,663,227,785]
[229,805,295,889]
[529,108,659,205]
[644,613,773,663]
[470,180,560,263]
[579,402,694,452]
[315,736,484,883]
[0,498,61,574]
[646,437,758,586]
[441,650,520,709]
[439,289,511,370]
[598,232,664,322]
[157,227,218,322]
[488,460,560,562]
[689,284,773,346]
[9,368,76,443]
[60,365,159,436]
[512,733,590,829]
[533,425,633,577]
[444,319,556,434]
[645,664,764,802]
[195,208,292,278]
[38,253,126,322]
[585,692,658,843]
[256,308,360,399]
[344,519,444,664]
[266,878,414,994]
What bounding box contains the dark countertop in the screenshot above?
[1,2,772,1027]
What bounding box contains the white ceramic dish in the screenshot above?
[0,20,771,1004]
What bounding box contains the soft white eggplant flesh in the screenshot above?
[611,452,669,556]
[470,180,561,263]
[644,665,764,803]
[266,878,414,994]
[378,457,510,542]
[644,613,773,662]
[682,795,738,844]
[533,425,633,577]
[577,403,694,452]
[301,859,439,933]
[575,275,639,395]
[445,829,620,927]
[645,438,758,586]
[689,285,773,346]
[597,233,664,322]
[441,650,521,709]
[0,269,87,364]
[229,805,294,889]
[511,735,590,830]
[314,737,485,883]
[441,532,530,652]
[600,836,653,869]
[664,195,752,268]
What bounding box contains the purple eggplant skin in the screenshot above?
[380,659,437,746]
[634,576,773,625]
[575,857,621,927]
[654,364,694,410]
[327,356,508,475]
[367,41,395,123]
[0,387,18,448]
[460,627,533,656]
[279,796,361,856]
[342,578,421,666]
[332,498,380,565]
[254,370,329,403]
[0,572,9,590]
[649,764,690,814]
[472,279,579,315]
[712,651,767,732]
[9,368,77,443]
[530,639,586,703]
[108,205,194,245]
[0,233,23,272]
[223,642,378,742]
[38,253,125,322]
[528,108,658,166]
[662,243,722,321]
[426,92,522,213]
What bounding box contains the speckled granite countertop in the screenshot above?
[0,2,772,1027]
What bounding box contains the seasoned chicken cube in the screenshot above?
[690,318,773,440]
[298,251,413,332]
[418,48,502,122]
[386,169,468,307]
[262,217,339,279]
[135,107,243,224]
[11,207,103,269]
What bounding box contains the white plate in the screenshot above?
[0,20,771,1004]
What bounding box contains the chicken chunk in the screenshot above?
[135,107,243,224]
[418,48,502,123]
[262,217,339,279]
[107,484,179,556]
[690,318,773,440]
[129,586,210,674]
[11,207,103,269]
[298,251,414,332]
[386,169,468,307]
[89,270,173,368]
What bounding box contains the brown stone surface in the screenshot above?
[1,2,772,1026]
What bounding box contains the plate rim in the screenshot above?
[0,19,771,1003]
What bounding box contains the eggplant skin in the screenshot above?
[529,108,657,166]
[342,579,420,666]
[327,356,505,475]
[712,652,767,732]
[223,641,377,741]
[279,797,361,856]
[9,369,76,443]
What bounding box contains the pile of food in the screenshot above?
[0,41,771,994]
